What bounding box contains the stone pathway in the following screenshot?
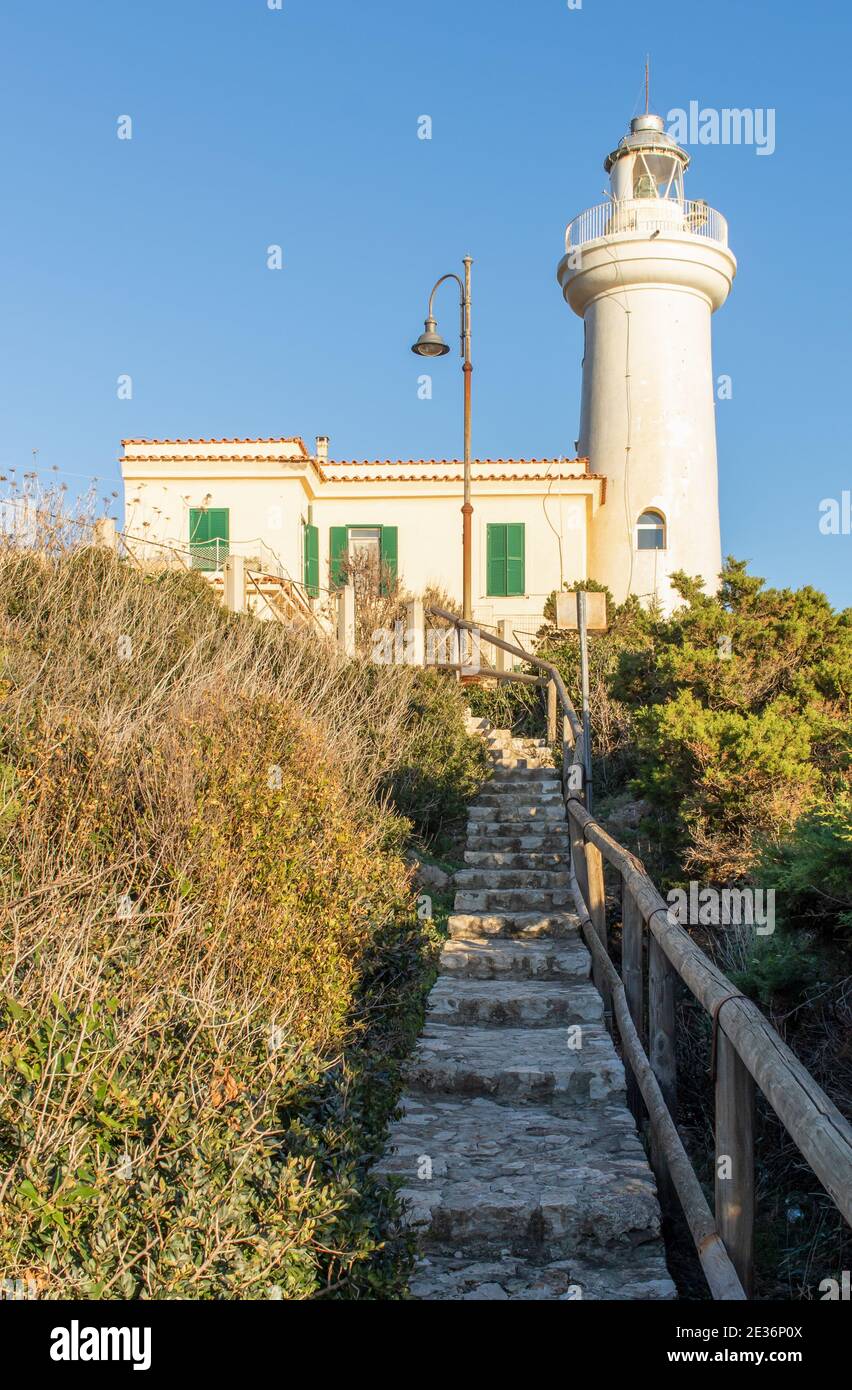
[377,716,676,1300]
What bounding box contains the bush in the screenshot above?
[0,514,479,1298]
[610,560,851,882]
[379,669,486,854]
[756,795,852,942]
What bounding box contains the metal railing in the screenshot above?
[119,530,326,633]
[565,198,729,253]
[425,604,852,1301]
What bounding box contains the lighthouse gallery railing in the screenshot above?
[565,198,729,253]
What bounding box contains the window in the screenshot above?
[189,507,229,571]
[302,522,319,598]
[487,523,525,596]
[637,510,666,551]
[329,525,398,593]
[348,527,381,562]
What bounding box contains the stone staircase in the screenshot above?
[377,716,676,1300]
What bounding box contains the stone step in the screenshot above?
[408,1249,676,1301]
[447,911,580,942]
[427,978,603,1028]
[454,867,571,891]
[455,888,573,912]
[463,850,570,869]
[468,803,566,823]
[486,760,554,773]
[405,1023,625,1111]
[489,768,561,785]
[379,1096,663,1260]
[384,715,672,1303]
[473,787,564,807]
[443,936,587,980]
[464,829,572,853]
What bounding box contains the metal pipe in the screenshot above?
[461,255,473,622]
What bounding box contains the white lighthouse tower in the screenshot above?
[557,109,737,614]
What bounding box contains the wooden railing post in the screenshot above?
[93,516,118,551]
[575,822,608,1011]
[495,619,509,672]
[546,678,557,745]
[622,886,645,1124]
[337,582,355,658]
[715,1029,755,1297]
[649,934,677,1117]
[649,932,677,1204]
[223,554,246,613]
[405,597,425,666]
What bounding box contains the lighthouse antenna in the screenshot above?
[645,55,650,114]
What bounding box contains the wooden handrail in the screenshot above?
[569,872,746,1300]
[565,797,852,1233]
[426,605,583,741]
[428,607,852,1297]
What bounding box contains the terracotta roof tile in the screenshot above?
[322,464,589,475]
[122,436,309,452]
[320,457,596,483]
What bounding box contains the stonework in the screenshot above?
[376,716,676,1301]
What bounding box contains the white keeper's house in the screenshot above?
[120,106,736,630]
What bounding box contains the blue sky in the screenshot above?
[1,0,849,606]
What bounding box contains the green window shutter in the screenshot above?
[303,523,319,598]
[189,507,229,571]
[329,526,348,589]
[506,522,525,596]
[189,507,208,546]
[380,525,398,595]
[487,524,507,596]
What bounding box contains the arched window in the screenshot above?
[637,510,666,550]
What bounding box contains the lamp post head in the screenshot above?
[411,316,450,357]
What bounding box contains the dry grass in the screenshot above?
[0,492,478,1298]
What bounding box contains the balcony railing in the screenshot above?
[188,537,289,577]
[564,198,729,253]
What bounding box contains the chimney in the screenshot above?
[315,435,330,462]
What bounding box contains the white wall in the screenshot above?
[122,457,594,626]
[317,490,588,623]
[558,233,736,614]
[122,474,309,579]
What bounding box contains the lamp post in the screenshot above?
[411,256,473,622]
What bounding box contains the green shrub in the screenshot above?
[380,669,486,854]
[727,932,823,1008]
[610,560,851,882]
[756,795,852,942]
[0,532,470,1299]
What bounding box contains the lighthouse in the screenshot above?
[557,110,737,614]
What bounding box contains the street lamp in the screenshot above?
[411,256,473,621]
